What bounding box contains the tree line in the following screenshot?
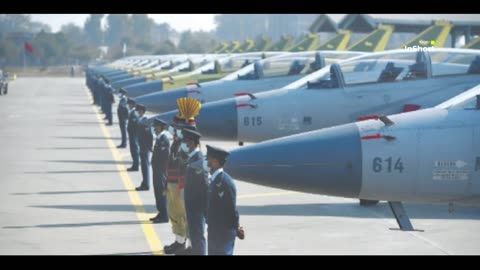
[0,14,316,67]
[0,14,218,67]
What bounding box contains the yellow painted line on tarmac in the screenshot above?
[238,191,297,199]
[84,86,164,255]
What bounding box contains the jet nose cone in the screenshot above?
[195,98,238,140]
[124,81,164,98]
[224,123,362,198]
[136,88,187,114]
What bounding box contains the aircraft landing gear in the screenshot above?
[359,199,379,206]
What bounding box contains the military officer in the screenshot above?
[150,118,170,223]
[182,129,208,255]
[135,104,153,191]
[127,98,140,171]
[105,84,114,126]
[117,88,129,148]
[164,97,202,255]
[163,118,190,255]
[206,145,243,255]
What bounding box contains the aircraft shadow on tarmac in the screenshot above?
[22,203,480,220]
[237,203,480,220]
[29,204,157,214]
[3,220,147,229]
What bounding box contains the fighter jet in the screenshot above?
[268,35,293,52]
[155,49,480,144]
[108,54,219,90]
[223,84,480,231]
[123,52,282,98]
[137,51,363,114]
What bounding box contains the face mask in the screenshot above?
[176,129,184,139]
[180,142,189,153]
[168,126,175,136]
[203,160,210,172]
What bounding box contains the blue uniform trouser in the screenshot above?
[152,169,168,217]
[102,91,108,114]
[139,150,151,188]
[106,102,112,124]
[207,227,236,255]
[95,87,101,106]
[128,135,139,169]
[185,207,206,255]
[118,116,128,146]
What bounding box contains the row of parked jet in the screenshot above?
[87,46,480,231]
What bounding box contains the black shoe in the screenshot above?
[164,242,185,255]
[135,186,149,191]
[151,216,169,224]
[149,213,164,221]
[149,213,160,221]
[106,123,113,126]
[127,167,138,172]
[117,144,126,148]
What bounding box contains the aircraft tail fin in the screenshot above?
[233,39,255,53]
[348,24,394,52]
[401,20,452,48]
[212,42,229,53]
[267,35,293,51]
[316,30,351,51]
[250,36,272,52]
[288,33,321,52]
[463,36,480,49]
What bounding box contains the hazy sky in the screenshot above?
[30,14,480,33]
[30,14,218,32]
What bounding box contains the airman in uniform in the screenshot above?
[150,118,170,223]
[117,89,129,148]
[127,98,140,171]
[182,129,208,255]
[205,145,243,255]
[135,104,153,191]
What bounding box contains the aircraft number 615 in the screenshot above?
[243,116,263,126]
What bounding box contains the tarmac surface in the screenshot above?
[1,77,480,255]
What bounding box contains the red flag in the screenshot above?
[24,41,34,54]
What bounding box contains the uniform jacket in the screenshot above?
[152,132,170,171]
[127,109,139,136]
[184,151,208,211]
[207,171,239,230]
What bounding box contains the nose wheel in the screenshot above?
[359,199,379,206]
